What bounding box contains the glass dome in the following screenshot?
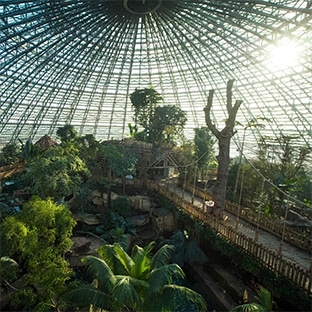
[1,0,311,159]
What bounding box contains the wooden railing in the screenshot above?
[183,183,312,253]
[141,179,311,295]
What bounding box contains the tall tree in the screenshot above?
[149,105,187,145]
[256,134,311,209]
[65,241,206,312]
[24,144,89,201]
[56,124,78,143]
[129,87,187,145]
[130,87,163,140]
[204,80,242,218]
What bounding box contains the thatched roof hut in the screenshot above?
[35,134,58,151]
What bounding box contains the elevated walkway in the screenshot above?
[145,179,311,296]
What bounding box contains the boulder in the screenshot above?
[70,235,105,266]
[103,191,120,203]
[128,214,150,227]
[285,209,312,228]
[73,213,101,225]
[130,195,152,212]
[153,207,176,233]
[91,190,103,206]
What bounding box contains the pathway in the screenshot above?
[162,181,311,272]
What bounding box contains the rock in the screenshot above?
[103,191,120,203]
[73,213,101,225]
[285,209,312,228]
[128,214,150,227]
[91,190,103,205]
[70,235,104,267]
[153,207,176,233]
[130,195,152,212]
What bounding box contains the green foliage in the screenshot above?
[230,286,274,312]
[24,144,89,200]
[0,256,19,291]
[0,141,21,166]
[56,124,78,143]
[228,147,311,211]
[256,134,311,204]
[65,242,206,312]
[101,143,137,178]
[0,196,76,310]
[194,127,216,179]
[97,211,137,249]
[130,87,187,145]
[111,196,132,217]
[19,138,41,160]
[130,87,163,130]
[160,230,208,267]
[149,105,187,145]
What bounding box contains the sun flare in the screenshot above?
[267,38,301,70]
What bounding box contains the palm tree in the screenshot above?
[160,230,208,267]
[229,286,275,312]
[65,241,206,312]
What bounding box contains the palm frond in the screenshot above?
[97,243,130,275]
[157,284,207,312]
[255,286,274,312]
[130,243,153,280]
[64,283,112,310]
[148,263,185,294]
[97,244,118,269]
[113,243,134,274]
[230,303,263,312]
[82,255,115,293]
[112,276,143,311]
[150,244,175,269]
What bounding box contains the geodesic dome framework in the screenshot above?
[1,1,311,160]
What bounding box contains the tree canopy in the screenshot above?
[130,87,187,145]
[0,196,76,310]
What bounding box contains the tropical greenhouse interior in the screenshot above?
[0,1,311,312]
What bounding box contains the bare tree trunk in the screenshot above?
[204,80,242,218]
[213,135,231,217]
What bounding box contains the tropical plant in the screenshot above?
[256,134,311,205]
[65,241,207,312]
[130,86,163,132]
[0,141,21,166]
[99,143,137,196]
[160,230,208,267]
[0,256,19,292]
[56,124,79,143]
[96,211,137,251]
[23,143,89,200]
[149,105,187,145]
[130,87,187,145]
[19,138,41,161]
[229,286,274,312]
[0,196,76,311]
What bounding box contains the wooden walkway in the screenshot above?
[141,179,312,296]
